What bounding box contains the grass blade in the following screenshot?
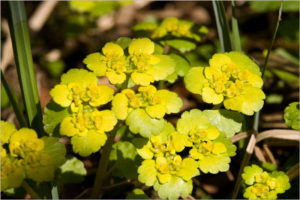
[7,1,44,135]
[231,0,241,51]
[1,70,27,127]
[212,0,232,52]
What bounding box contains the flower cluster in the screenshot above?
[184,52,266,115]
[50,69,117,156]
[112,85,182,137]
[177,109,237,173]
[242,165,290,199]
[151,17,204,41]
[133,17,208,42]
[1,121,66,191]
[137,123,199,199]
[136,109,237,199]
[83,38,175,86]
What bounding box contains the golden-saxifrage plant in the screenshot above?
[2,2,293,198]
[3,35,292,199]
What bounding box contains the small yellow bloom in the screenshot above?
[185,52,265,115]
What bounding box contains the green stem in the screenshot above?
[51,184,59,199]
[7,1,44,135]
[232,133,256,199]
[90,122,121,198]
[1,70,27,127]
[21,181,41,199]
[260,2,283,77]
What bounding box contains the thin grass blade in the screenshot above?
[7,1,44,135]
[231,0,241,51]
[212,0,232,52]
[1,71,27,127]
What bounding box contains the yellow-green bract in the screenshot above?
[112,85,183,137]
[1,121,66,191]
[136,122,199,199]
[242,164,291,199]
[83,38,175,86]
[49,69,117,157]
[184,52,266,115]
[136,109,238,199]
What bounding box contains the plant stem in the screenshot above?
[7,1,44,135]
[1,70,27,127]
[232,133,256,199]
[21,181,41,199]
[90,122,121,198]
[51,184,59,199]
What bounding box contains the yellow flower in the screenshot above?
[50,69,114,111]
[242,165,291,200]
[0,121,66,189]
[1,156,24,191]
[177,109,237,174]
[1,120,17,145]
[112,85,182,137]
[84,38,175,86]
[151,17,201,41]
[185,52,265,115]
[60,107,117,156]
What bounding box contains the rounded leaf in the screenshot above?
[71,131,107,157]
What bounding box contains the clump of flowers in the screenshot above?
[177,109,237,173]
[136,109,238,199]
[184,52,266,115]
[112,85,182,137]
[1,121,66,191]
[133,17,208,42]
[284,102,300,130]
[242,164,291,199]
[49,69,117,156]
[136,123,199,199]
[151,17,205,41]
[83,38,175,86]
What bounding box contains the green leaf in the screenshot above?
[126,188,149,199]
[46,60,65,78]
[7,1,43,134]
[126,109,165,138]
[203,109,243,138]
[109,141,142,179]
[1,84,10,109]
[275,48,299,65]
[169,54,191,77]
[71,131,107,157]
[262,162,277,171]
[154,43,164,54]
[284,102,300,130]
[56,156,87,186]
[115,37,132,50]
[43,100,71,137]
[212,1,232,52]
[271,69,299,88]
[163,39,196,53]
[153,176,193,199]
[250,1,299,13]
[266,93,283,104]
[242,164,263,185]
[132,21,158,31]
